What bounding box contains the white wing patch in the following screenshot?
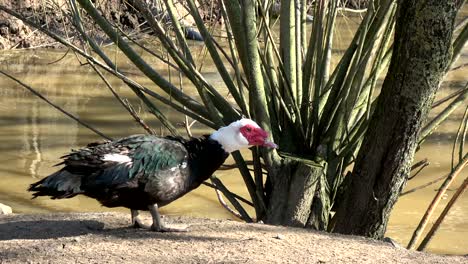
[102,153,132,164]
[169,161,187,172]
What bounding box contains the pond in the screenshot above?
[0,12,466,255]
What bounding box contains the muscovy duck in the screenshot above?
[28,119,277,232]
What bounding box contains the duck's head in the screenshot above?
[210,119,278,153]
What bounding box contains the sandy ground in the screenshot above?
[0,213,466,263]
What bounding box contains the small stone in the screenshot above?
[9,19,24,35]
[383,237,404,249]
[274,234,285,240]
[0,203,12,215]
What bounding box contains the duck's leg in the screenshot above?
[148,204,188,232]
[131,209,150,229]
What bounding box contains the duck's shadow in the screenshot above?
[0,219,225,242]
[0,219,105,240]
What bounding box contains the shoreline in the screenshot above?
[0,212,466,263]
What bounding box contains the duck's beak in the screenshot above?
[252,127,278,149]
[262,139,278,149]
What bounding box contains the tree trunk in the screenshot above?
[265,157,327,227]
[333,0,460,238]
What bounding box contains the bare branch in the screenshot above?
[0,70,111,140]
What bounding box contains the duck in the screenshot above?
[28,119,277,232]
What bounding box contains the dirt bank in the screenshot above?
[0,0,143,49]
[0,0,211,49]
[0,212,465,263]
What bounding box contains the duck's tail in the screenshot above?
[28,170,83,199]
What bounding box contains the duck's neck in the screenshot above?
[209,126,245,153]
[184,136,229,188]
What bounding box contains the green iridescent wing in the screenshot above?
[83,135,188,187]
[128,138,188,178]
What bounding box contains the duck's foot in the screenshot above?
[130,209,150,229]
[148,203,189,232]
[131,218,151,229]
[150,224,189,232]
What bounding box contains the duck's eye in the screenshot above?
[246,127,252,132]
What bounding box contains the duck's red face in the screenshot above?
[239,124,277,148]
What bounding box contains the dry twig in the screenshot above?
[407,153,468,250]
[417,176,468,251]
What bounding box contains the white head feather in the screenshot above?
[210,119,276,153]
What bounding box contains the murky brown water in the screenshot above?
[0,12,467,255]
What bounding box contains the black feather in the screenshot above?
[28,134,229,211]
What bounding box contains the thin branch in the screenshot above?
[417,176,468,251]
[408,158,430,180]
[453,106,468,168]
[88,61,156,135]
[0,70,111,140]
[117,27,181,72]
[407,153,468,250]
[202,182,254,206]
[46,49,71,64]
[210,176,253,222]
[449,62,467,72]
[419,83,468,143]
[400,174,446,196]
[411,158,429,171]
[431,85,468,108]
[450,17,468,69]
[455,17,468,32]
[213,187,243,219]
[123,99,157,134]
